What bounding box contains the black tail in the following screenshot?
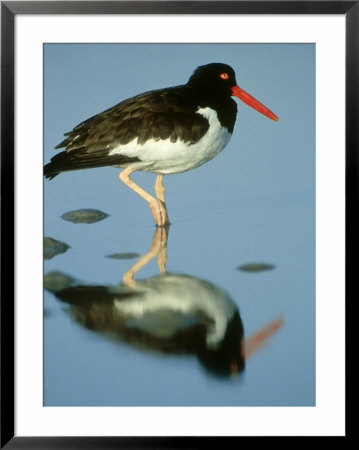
[44,150,140,180]
[44,152,66,179]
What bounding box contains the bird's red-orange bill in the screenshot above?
[231,85,279,122]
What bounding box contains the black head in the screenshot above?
[187,62,279,122]
[187,63,237,97]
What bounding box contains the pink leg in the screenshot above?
[119,168,169,227]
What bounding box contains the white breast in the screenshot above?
[108,107,232,174]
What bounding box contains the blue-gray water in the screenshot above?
[44,43,315,406]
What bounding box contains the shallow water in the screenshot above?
[44,176,315,406]
[44,43,315,406]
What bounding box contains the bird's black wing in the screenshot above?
[44,86,209,179]
[56,86,209,152]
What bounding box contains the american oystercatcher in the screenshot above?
[44,63,278,226]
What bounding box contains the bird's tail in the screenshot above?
[44,150,140,180]
[44,152,69,179]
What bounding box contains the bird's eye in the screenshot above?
[220,73,229,80]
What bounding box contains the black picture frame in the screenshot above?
[1,1,355,447]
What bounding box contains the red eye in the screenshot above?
[220,73,229,80]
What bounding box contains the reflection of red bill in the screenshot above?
[242,316,284,360]
[230,358,239,376]
[232,85,279,122]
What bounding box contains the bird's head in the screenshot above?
[188,63,237,96]
[188,63,278,122]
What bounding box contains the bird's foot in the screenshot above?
[149,198,170,227]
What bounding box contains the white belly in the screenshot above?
[108,107,232,174]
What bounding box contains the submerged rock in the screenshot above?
[237,263,275,273]
[61,208,109,224]
[106,252,140,260]
[44,237,70,260]
[44,271,75,293]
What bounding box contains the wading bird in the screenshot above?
[44,63,278,226]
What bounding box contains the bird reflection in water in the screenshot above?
[45,227,283,378]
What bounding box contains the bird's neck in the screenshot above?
[196,95,238,134]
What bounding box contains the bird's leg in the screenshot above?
[154,174,170,226]
[154,174,169,223]
[153,225,168,274]
[119,168,169,227]
[122,245,156,288]
[154,174,166,203]
[122,227,169,287]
